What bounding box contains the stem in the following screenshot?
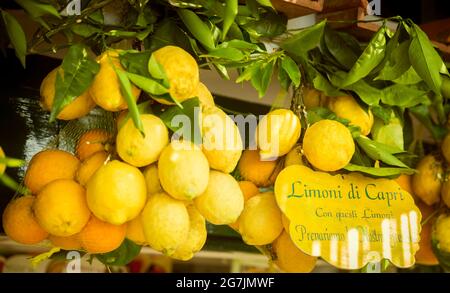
[29,0,115,52]
[421,208,440,226]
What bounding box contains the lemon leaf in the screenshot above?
[30,247,61,268]
[95,238,141,266]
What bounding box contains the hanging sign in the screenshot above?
[274,165,421,270]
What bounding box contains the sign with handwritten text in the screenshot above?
[274,165,421,270]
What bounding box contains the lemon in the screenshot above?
[194,170,244,225]
[75,151,109,186]
[284,144,304,167]
[441,133,450,164]
[302,87,329,110]
[271,231,317,273]
[158,140,209,201]
[442,180,450,208]
[303,119,355,172]
[412,155,443,206]
[195,82,215,107]
[152,46,199,104]
[433,213,450,254]
[86,160,147,225]
[202,105,243,173]
[0,147,5,175]
[141,192,190,255]
[126,213,147,246]
[281,213,290,232]
[89,50,141,111]
[40,67,96,120]
[171,205,207,261]
[237,149,281,187]
[142,163,162,196]
[117,114,169,167]
[238,192,283,245]
[34,179,91,236]
[328,95,374,136]
[256,109,301,160]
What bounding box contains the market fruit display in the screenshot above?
[2,0,450,272]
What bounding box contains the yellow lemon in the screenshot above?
[237,149,281,187]
[256,109,301,160]
[441,133,450,164]
[75,151,109,186]
[229,181,260,231]
[281,214,290,232]
[328,95,374,136]
[158,140,209,201]
[2,196,49,244]
[195,82,215,107]
[126,214,147,246]
[40,67,96,120]
[433,213,450,254]
[238,192,283,245]
[34,179,91,236]
[202,105,243,173]
[116,114,169,167]
[142,163,162,196]
[412,155,443,206]
[302,87,329,110]
[194,170,244,225]
[284,144,304,167]
[441,180,450,209]
[303,119,355,172]
[89,50,141,111]
[86,160,147,225]
[152,46,199,104]
[0,147,5,175]
[171,205,207,261]
[141,192,190,255]
[271,231,317,273]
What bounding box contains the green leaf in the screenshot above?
[392,66,422,84]
[381,83,429,108]
[126,72,169,96]
[375,40,411,81]
[1,10,26,68]
[345,79,381,106]
[212,62,230,80]
[277,60,290,91]
[159,97,202,144]
[15,0,61,19]
[202,47,245,61]
[71,24,101,38]
[145,20,191,52]
[356,136,409,168]
[51,44,99,121]
[120,50,151,77]
[344,164,415,177]
[409,24,444,96]
[95,239,141,266]
[148,54,170,87]
[340,25,386,87]
[323,26,359,70]
[409,104,447,140]
[256,0,274,8]
[281,20,326,59]
[371,106,393,124]
[115,69,144,135]
[236,62,259,83]
[219,39,260,51]
[241,11,286,39]
[222,0,238,41]
[0,157,25,168]
[281,56,300,87]
[177,8,216,50]
[253,61,274,97]
[304,63,344,97]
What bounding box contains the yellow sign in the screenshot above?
[274,165,421,270]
